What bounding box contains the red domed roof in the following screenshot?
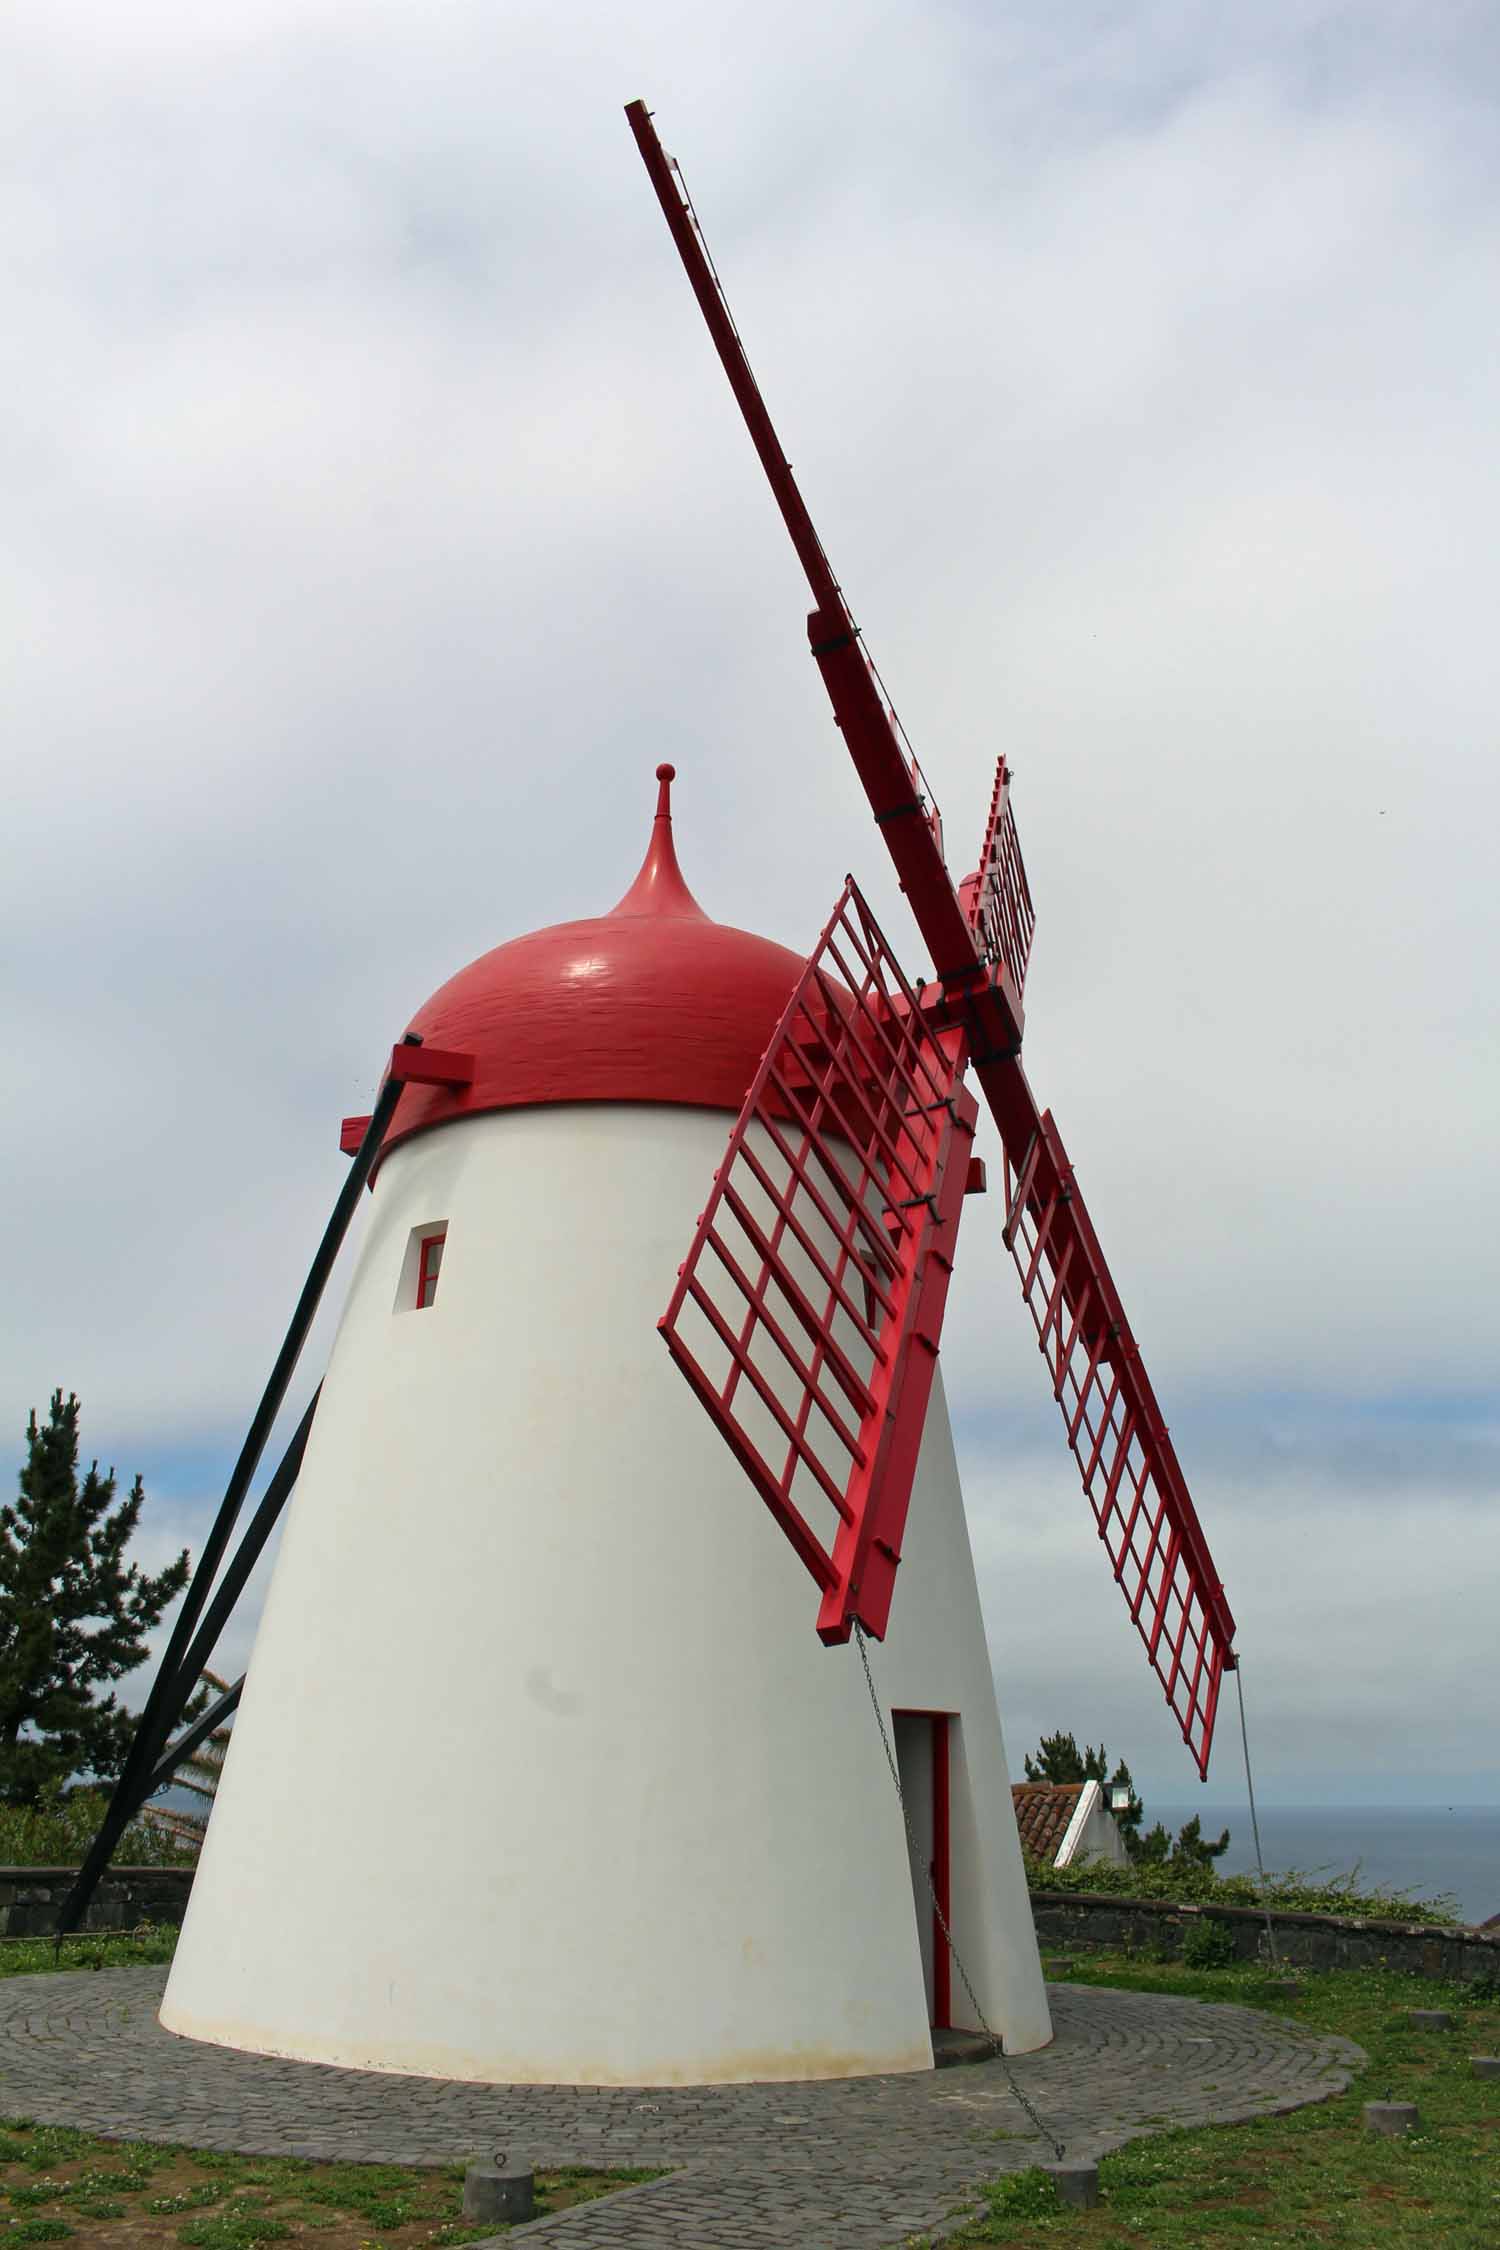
[379,766,805,1164]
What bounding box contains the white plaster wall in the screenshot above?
[1053,1783,1129,1871]
[161,1103,1050,2083]
[875,1367,1050,2047]
[1073,1800,1131,1870]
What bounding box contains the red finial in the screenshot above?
[609,763,709,920]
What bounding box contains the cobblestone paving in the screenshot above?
[0,1971,1363,2248]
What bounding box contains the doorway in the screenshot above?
[891,1710,951,2028]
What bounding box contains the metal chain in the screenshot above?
[1234,1657,1281,1970]
[853,1623,1064,2159]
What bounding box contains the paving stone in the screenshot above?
[0,1969,1364,2248]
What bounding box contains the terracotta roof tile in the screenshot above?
[1012,1782,1086,1865]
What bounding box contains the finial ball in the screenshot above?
[656,762,676,782]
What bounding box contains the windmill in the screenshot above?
[58,103,1235,2087]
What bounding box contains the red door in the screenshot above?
[891,1710,952,2029]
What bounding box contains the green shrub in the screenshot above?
[1024,1850,1461,1926]
[1182,1917,1239,1968]
[0,1789,195,1870]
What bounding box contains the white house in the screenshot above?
[1012,1780,1130,1871]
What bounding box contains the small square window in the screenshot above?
[415,1229,446,1309]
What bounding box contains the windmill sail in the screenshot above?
[999,1113,1233,1777]
[963,755,1035,1002]
[631,96,1237,1776]
[659,879,976,1643]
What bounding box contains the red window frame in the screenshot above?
[415,1229,446,1309]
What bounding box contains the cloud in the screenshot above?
[961,1410,1500,1808]
[3,0,1495,1806]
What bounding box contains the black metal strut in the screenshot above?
[147,1387,319,1769]
[145,1673,244,1798]
[54,1049,417,1941]
[107,1382,320,1847]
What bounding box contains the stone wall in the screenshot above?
[1031,1888,1500,1985]
[4,1864,1495,1987]
[0,1866,195,1940]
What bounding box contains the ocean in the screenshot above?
[1150,1804,1500,1927]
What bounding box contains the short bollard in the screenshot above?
[1043,2160,1100,2210]
[1363,2101,1420,2137]
[1405,2008,1452,2031]
[1472,2056,1500,2080]
[463,2158,536,2226]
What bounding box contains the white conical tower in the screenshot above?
[160,771,1051,2084]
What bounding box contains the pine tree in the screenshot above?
[1023,1729,1095,1784]
[0,1392,193,1807]
[1134,1819,1173,1864]
[1167,1811,1231,1868]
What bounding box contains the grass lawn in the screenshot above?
[0,2123,662,2249]
[0,1929,660,2245]
[919,1953,1500,2248]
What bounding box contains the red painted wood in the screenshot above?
[998,1110,1235,1779]
[388,1044,476,1089]
[623,103,1020,1032]
[416,1230,445,1309]
[625,102,842,618]
[964,756,1036,999]
[658,877,976,1644]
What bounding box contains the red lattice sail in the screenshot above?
[1000,1113,1236,1777]
[659,879,976,1643]
[965,755,1035,1001]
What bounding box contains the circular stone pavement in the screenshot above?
[0,1971,1364,2249]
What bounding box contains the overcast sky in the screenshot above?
[4,0,1496,1823]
